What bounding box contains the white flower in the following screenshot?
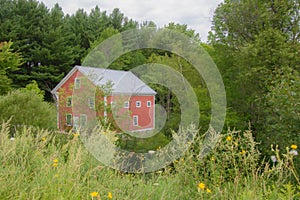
[10,137,15,141]
[148,150,155,154]
[271,155,277,162]
[289,150,298,156]
[153,183,159,186]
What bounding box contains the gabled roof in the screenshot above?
[51,66,156,95]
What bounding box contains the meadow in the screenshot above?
[0,120,299,200]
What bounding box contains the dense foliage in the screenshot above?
[208,0,300,156]
[0,0,299,197]
[0,81,56,130]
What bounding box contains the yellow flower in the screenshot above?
[52,163,58,167]
[226,136,232,141]
[54,174,59,178]
[73,133,80,137]
[206,188,212,193]
[53,159,59,163]
[108,192,113,199]
[240,150,246,155]
[90,192,99,197]
[291,144,297,150]
[198,182,206,190]
[41,137,46,141]
[211,156,215,161]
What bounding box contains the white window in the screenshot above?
[66,96,72,107]
[136,101,141,108]
[133,115,138,126]
[88,97,95,109]
[104,96,107,106]
[66,114,72,126]
[147,101,151,107]
[124,101,129,108]
[74,78,81,89]
[80,114,87,126]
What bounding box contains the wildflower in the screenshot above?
[148,150,155,154]
[211,156,215,161]
[153,183,159,186]
[73,133,80,137]
[291,144,297,150]
[289,150,298,156]
[10,137,15,141]
[198,182,205,190]
[226,136,232,141]
[90,192,99,197]
[41,137,46,141]
[54,174,59,178]
[270,155,277,163]
[240,150,246,155]
[108,192,113,199]
[206,188,212,193]
[53,159,59,163]
[52,163,58,167]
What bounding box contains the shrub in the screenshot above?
[0,89,56,130]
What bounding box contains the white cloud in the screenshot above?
[41,0,223,41]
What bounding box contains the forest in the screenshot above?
[0,0,299,199]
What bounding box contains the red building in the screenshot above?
[51,66,156,132]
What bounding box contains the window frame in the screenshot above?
[66,113,72,126]
[124,101,129,108]
[66,96,72,107]
[133,115,138,126]
[74,78,81,89]
[136,101,141,108]
[88,97,95,109]
[147,101,151,107]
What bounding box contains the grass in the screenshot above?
[0,121,299,199]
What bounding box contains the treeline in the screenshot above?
[0,0,299,160]
[208,0,300,155]
[0,0,141,99]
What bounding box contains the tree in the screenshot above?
[256,66,300,155]
[0,41,22,94]
[29,4,78,98]
[208,0,300,156]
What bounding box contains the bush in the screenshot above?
[0,89,56,130]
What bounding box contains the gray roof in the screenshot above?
[52,66,156,95]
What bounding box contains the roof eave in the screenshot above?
[51,66,79,94]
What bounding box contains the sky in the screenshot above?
[40,0,223,42]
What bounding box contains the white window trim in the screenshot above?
[136,101,141,108]
[66,96,72,107]
[147,101,151,107]
[124,101,129,108]
[66,113,72,126]
[133,115,138,126]
[74,78,81,89]
[88,97,95,109]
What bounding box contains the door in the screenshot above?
[73,116,79,130]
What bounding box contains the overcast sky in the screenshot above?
[40,0,223,42]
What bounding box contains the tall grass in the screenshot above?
[0,121,299,199]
